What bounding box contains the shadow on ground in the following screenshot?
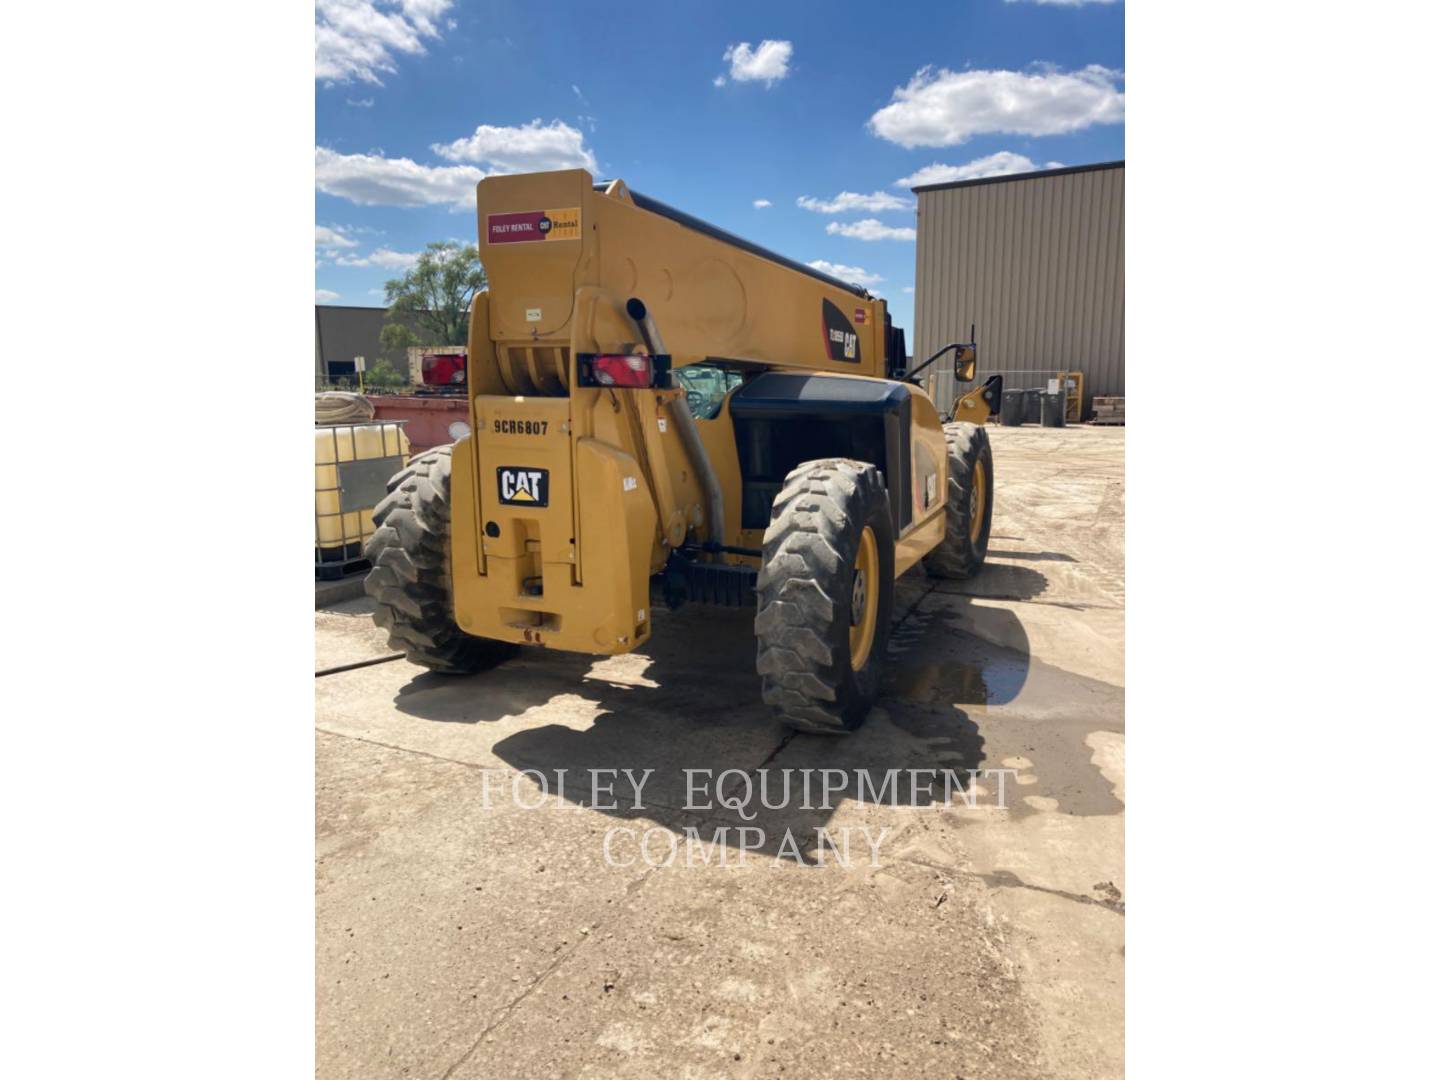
[387,581,1035,858]
[946,561,1051,602]
[987,549,1078,564]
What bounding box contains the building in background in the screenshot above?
[911,161,1124,418]
[314,305,424,384]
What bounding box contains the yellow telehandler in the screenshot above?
[365,170,997,734]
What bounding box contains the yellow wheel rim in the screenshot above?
[968,461,986,543]
[849,526,880,671]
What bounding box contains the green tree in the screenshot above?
[379,241,486,352]
[361,357,407,389]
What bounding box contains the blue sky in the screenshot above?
[315,0,1124,335]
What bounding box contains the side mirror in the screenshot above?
[954,345,977,383]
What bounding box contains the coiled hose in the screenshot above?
[315,392,375,425]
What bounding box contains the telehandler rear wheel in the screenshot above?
[755,459,895,735]
[363,445,515,674]
[923,422,994,580]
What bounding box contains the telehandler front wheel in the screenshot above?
[755,459,895,735]
[923,422,994,580]
[363,445,515,674]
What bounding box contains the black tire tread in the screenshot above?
[923,422,993,580]
[755,459,892,735]
[363,445,514,674]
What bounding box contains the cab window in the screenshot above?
[674,364,743,420]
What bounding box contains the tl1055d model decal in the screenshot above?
[486,208,581,244]
[821,299,861,363]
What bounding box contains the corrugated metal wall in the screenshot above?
[314,305,422,376]
[912,163,1124,415]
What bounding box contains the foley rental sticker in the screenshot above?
[486,208,581,244]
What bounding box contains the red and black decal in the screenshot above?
[486,207,581,245]
[821,299,861,364]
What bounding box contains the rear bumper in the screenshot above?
[448,423,660,655]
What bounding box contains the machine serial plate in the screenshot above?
[497,467,549,507]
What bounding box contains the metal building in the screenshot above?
[911,161,1124,418]
[314,305,424,384]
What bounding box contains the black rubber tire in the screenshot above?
[363,445,516,674]
[754,459,895,735]
[923,422,994,580]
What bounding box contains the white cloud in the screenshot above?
[431,119,597,173]
[902,286,915,294]
[315,147,484,208]
[316,225,360,249]
[316,289,342,303]
[334,248,421,269]
[753,199,772,209]
[807,260,883,288]
[869,65,1124,147]
[825,219,917,242]
[345,97,375,108]
[797,190,913,214]
[713,75,726,87]
[895,151,1056,188]
[315,0,455,86]
[720,40,793,87]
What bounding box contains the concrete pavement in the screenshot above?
[316,423,1124,1079]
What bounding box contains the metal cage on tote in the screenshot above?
[314,420,410,580]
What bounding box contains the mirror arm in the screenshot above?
[904,342,963,381]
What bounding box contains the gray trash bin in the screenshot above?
[1023,388,1043,424]
[1000,389,1026,426]
[1040,390,1067,428]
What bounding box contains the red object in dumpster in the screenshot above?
[421,352,466,386]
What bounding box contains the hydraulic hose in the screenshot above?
[626,297,727,559]
[666,395,726,559]
[315,391,375,425]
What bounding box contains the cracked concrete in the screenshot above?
[316,424,1123,1078]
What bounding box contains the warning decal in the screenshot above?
[486,208,581,245]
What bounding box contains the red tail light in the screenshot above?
[591,354,654,388]
[421,353,466,386]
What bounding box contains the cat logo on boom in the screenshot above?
[497,467,549,507]
[821,299,861,364]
